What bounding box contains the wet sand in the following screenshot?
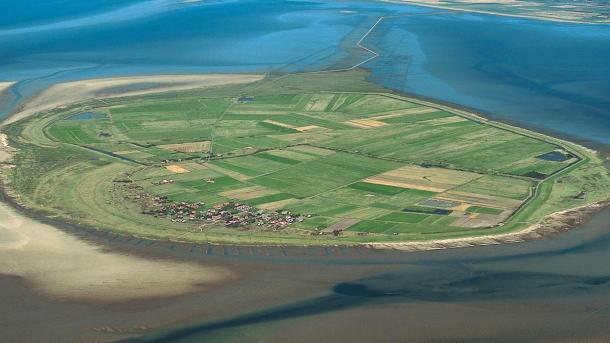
[382,0,607,24]
[0,82,13,94]
[128,206,610,342]
[1,74,609,341]
[0,202,236,302]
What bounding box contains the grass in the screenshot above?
[348,182,406,195]
[3,69,609,246]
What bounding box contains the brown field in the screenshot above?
[321,218,360,233]
[449,211,505,228]
[345,119,388,129]
[159,141,211,153]
[365,165,481,192]
[165,165,191,174]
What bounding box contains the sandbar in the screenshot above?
[0,202,234,302]
[2,74,263,127]
[0,81,14,95]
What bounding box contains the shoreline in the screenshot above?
[0,74,277,303]
[365,200,610,251]
[381,0,610,25]
[0,81,14,95]
[0,200,237,303]
[1,73,608,254]
[0,73,264,128]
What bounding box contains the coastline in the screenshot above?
[0,74,276,303]
[381,0,610,25]
[365,201,610,251]
[0,201,235,303]
[1,74,264,128]
[1,73,608,254]
[0,81,14,95]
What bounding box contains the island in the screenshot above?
[1,70,609,247]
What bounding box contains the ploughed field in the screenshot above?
[4,72,609,245]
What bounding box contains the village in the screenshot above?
[144,197,306,230]
[115,178,307,231]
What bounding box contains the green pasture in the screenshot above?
[4,70,607,246]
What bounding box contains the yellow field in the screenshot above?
[263,119,294,128]
[165,165,190,174]
[294,125,320,132]
[113,150,140,155]
[345,119,388,129]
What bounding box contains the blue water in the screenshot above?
[66,111,108,121]
[537,150,572,161]
[365,13,610,145]
[1,1,608,146]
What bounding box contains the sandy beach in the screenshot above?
[0,81,14,95]
[0,202,235,302]
[382,0,607,24]
[2,74,263,127]
[0,74,271,302]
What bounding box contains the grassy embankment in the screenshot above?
[3,70,610,245]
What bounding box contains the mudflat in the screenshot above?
[0,202,234,302]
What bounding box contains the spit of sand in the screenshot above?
[2,74,263,127]
[0,202,235,302]
[0,81,14,95]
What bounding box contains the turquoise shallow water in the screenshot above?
[364,13,610,145]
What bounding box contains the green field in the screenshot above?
[4,70,610,245]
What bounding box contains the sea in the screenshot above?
[1,0,610,341]
[1,0,609,146]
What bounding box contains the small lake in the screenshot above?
[537,150,572,162]
[66,111,107,120]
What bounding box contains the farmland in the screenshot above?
[3,70,610,245]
